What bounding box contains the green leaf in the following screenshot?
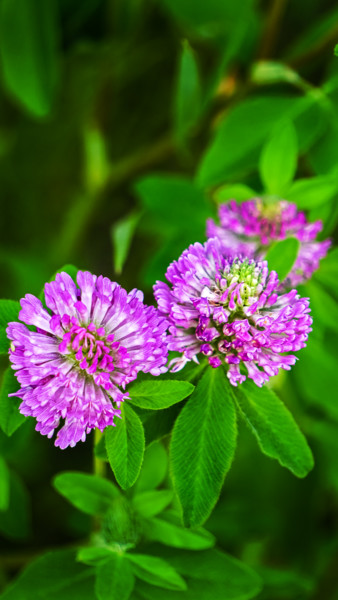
[128,380,194,410]
[127,554,187,591]
[0,299,20,328]
[111,211,140,275]
[134,441,168,493]
[264,238,300,281]
[96,554,134,600]
[286,176,338,209]
[305,280,338,332]
[314,248,338,295]
[197,95,297,187]
[170,368,237,526]
[53,471,120,515]
[144,512,215,550]
[0,0,60,117]
[132,490,173,518]
[0,550,95,600]
[77,546,116,566]
[0,456,10,511]
[0,368,26,436]
[234,381,314,478]
[106,404,145,489]
[0,470,31,540]
[214,184,257,204]
[174,40,201,144]
[259,121,298,194]
[335,44,338,57]
[153,547,263,600]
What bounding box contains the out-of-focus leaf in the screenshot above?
[286,6,338,60]
[257,566,314,599]
[144,511,215,550]
[306,280,338,332]
[128,380,194,410]
[170,368,237,527]
[0,550,95,600]
[0,368,26,436]
[134,441,168,493]
[111,212,140,274]
[264,238,300,281]
[313,248,338,295]
[53,471,120,516]
[174,41,201,144]
[0,0,60,117]
[132,490,174,518]
[77,546,116,566]
[157,0,251,35]
[0,456,10,511]
[151,547,263,600]
[96,554,134,600]
[286,176,337,209]
[0,470,31,540]
[127,554,187,591]
[106,404,145,490]
[251,61,307,88]
[259,121,298,194]
[0,299,20,355]
[214,184,257,204]
[234,381,314,478]
[197,95,297,187]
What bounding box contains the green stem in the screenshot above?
[93,428,106,479]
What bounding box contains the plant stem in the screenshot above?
[93,428,106,478]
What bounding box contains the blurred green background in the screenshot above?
[1,0,338,598]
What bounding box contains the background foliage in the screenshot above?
[0,0,338,598]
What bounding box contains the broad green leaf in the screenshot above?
[127,554,187,591]
[0,456,10,511]
[144,512,215,550]
[314,248,338,295]
[0,550,95,600]
[128,380,194,410]
[96,554,134,600]
[0,0,60,117]
[111,211,140,274]
[286,176,337,209]
[0,470,31,540]
[0,327,10,355]
[0,299,20,328]
[214,184,257,204]
[0,368,26,436]
[234,381,314,477]
[134,441,168,493]
[264,238,300,281]
[77,546,116,566]
[53,471,120,515]
[305,280,338,332]
[170,368,237,526]
[257,566,314,598]
[153,548,262,600]
[106,404,145,489]
[132,490,173,518]
[197,95,297,187]
[259,121,298,194]
[158,0,247,33]
[174,41,201,144]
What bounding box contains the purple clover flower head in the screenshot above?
[154,239,312,387]
[7,271,168,449]
[207,198,331,287]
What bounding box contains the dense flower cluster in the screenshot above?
[207,198,331,287]
[154,239,312,387]
[7,272,167,448]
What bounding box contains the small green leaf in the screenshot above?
[127,554,187,591]
[259,121,298,194]
[170,368,237,527]
[0,456,10,511]
[77,546,116,566]
[264,238,300,281]
[0,368,26,436]
[106,404,145,490]
[96,554,134,600]
[335,44,338,57]
[53,471,120,515]
[286,176,337,209]
[174,40,201,144]
[134,441,168,493]
[214,184,257,204]
[132,490,173,518]
[0,0,60,117]
[128,380,194,410]
[144,512,215,550]
[233,381,314,478]
[0,550,95,600]
[111,212,140,275]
